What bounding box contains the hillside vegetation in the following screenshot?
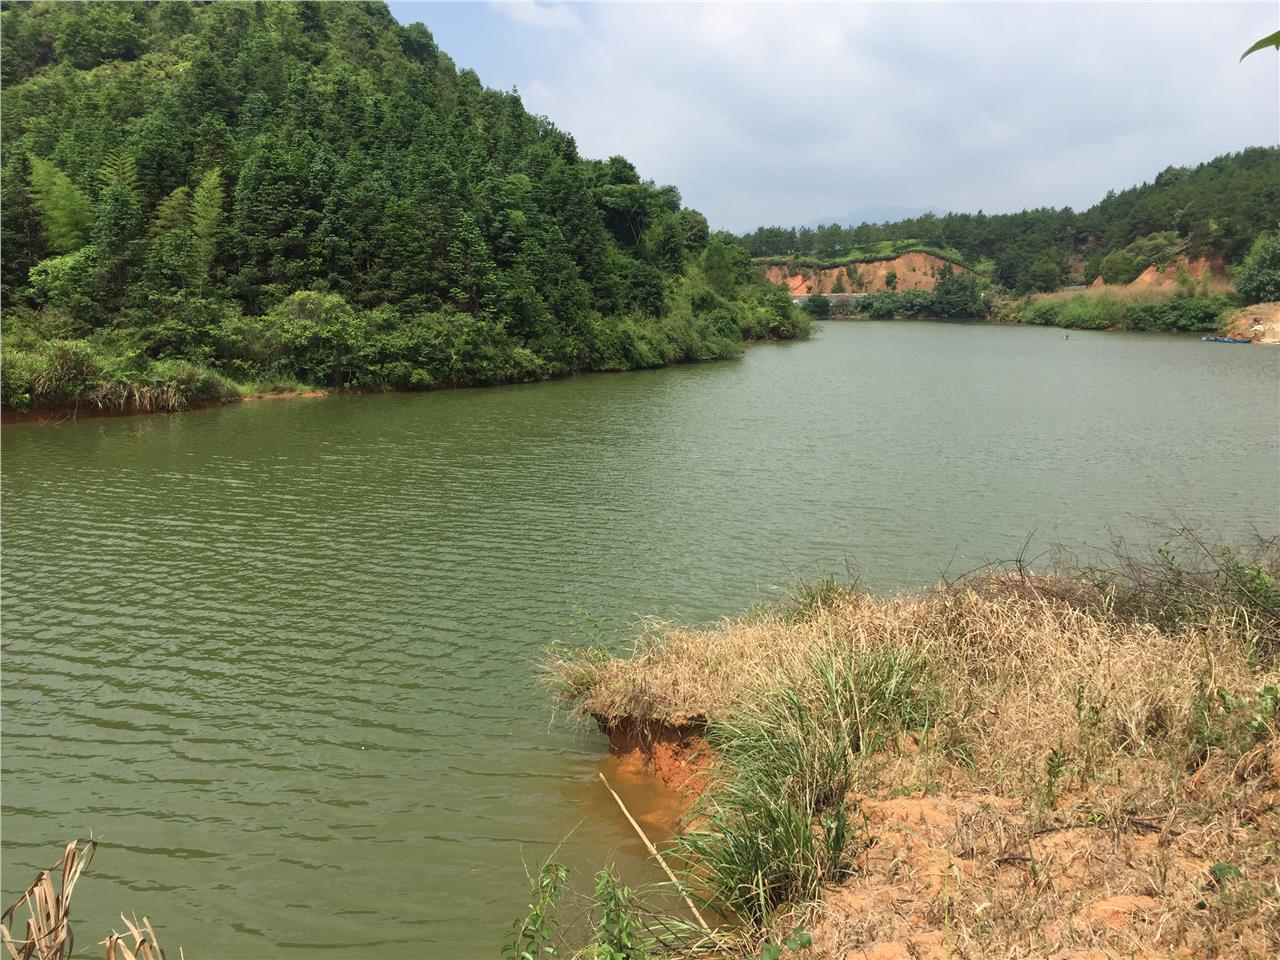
[0,1,805,414]
[757,240,976,273]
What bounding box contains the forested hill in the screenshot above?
[740,148,1280,292]
[1,1,803,413]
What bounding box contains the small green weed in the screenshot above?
[503,861,568,960]
[1187,682,1279,767]
[1039,743,1068,811]
[590,869,647,960]
[761,926,813,960]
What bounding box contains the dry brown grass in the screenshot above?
[804,739,1280,960]
[0,841,178,960]
[102,915,174,960]
[1,840,94,960]
[550,579,1271,782]
[548,576,1280,958]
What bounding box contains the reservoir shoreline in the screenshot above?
[3,316,1264,428]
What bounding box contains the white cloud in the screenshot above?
[459,2,1280,230]
[489,1,584,33]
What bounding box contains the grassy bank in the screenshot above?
[821,283,1239,333]
[1015,286,1238,333]
[543,536,1279,958]
[0,336,241,415]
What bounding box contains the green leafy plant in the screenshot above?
[1240,29,1280,61]
[590,869,647,960]
[1041,743,1068,810]
[761,926,813,960]
[503,861,568,960]
[1187,682,1279,768]
[1209,862,1244,887]
[1234,230,1280,304]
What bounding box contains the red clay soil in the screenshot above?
[805,747,1280,959]
[763,252,971,296]
[1126,255,1230,289]
[601,724,1279,958]
[595,716,711,796]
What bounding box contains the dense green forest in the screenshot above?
[0,0,805,413]
[741,148,1280,293]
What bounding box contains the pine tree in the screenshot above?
[191,167,225,282]
[89,149,143,305]
[97,149,139,197]
[149,185,191,236]
[93,149,142,253]
[28,157,92,254]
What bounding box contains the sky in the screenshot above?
[387,2,1280,232]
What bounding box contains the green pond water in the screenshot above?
[3,321,1278,956]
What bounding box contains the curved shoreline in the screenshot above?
[0,335,808,428]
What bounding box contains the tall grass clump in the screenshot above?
[2,337,238,413]
[674,647,943,924]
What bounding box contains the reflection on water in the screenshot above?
[3,322,1277,957]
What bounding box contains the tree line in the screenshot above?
[1,1,805,411]
[739,148,1280,293]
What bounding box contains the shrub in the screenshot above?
[1015,290,1234,332]
[802,293,830,318]
[26,245,102,323]
[1099,249,1142,285]
[932,265,984,317]
[141,293,235,363]
[1235,231,1280,304]
[214,310,292,379]
[0,336,238,412]
[8,339,103,408]
[856,289,937,320]
[1,346,36,410]
[88,358,238,412]
[752,284,809,339]
[1026,255,1064,293]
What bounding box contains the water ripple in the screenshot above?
[3,323,1277,957]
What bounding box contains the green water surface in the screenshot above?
[3,321,1278,956]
